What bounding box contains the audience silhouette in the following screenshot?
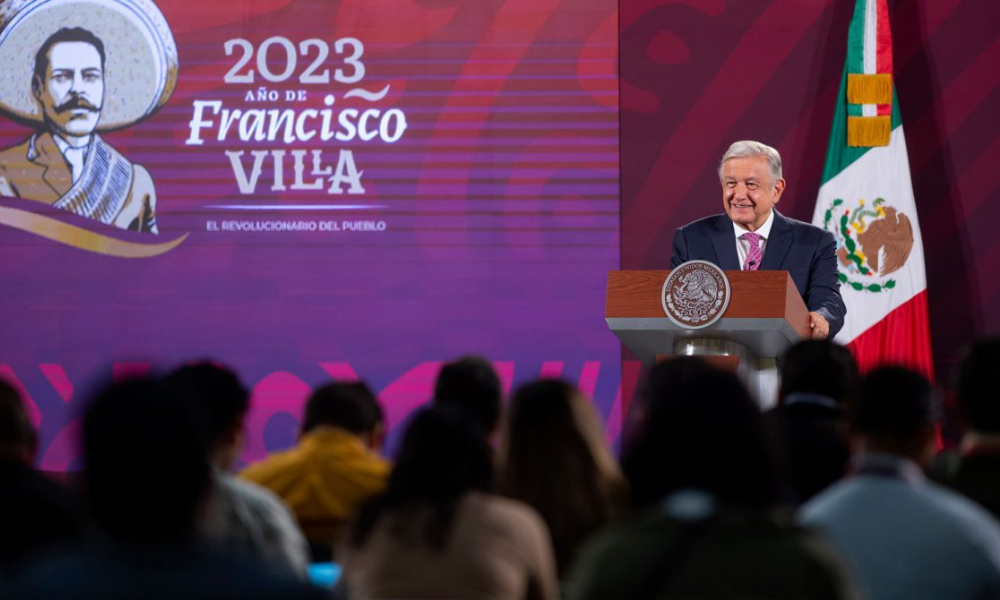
[767,340,858,504]
[571,358,860,599]
[341,406,559,600]
[3,341,1000,599]
[0,380,83,577]
[433,355,503,439]
[929,338,1000,518]
[6,376,323,599]
[498,378,628,578]
[240,381,390,561]
[165,363,309,578]
[800,366,1000,600]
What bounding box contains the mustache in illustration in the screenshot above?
[53,96,101,114]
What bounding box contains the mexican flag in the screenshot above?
[812,0,933,378]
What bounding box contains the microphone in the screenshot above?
[748,260,757,267]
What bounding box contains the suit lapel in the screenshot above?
[760,210,792,271]
[710,215,741,271]
[30,133,73,197]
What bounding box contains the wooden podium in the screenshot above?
[606,270,811,408]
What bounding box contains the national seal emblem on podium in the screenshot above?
[661,260,731,329]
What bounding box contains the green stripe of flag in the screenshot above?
[846,0,867,75]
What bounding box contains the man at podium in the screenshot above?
[671,141,846,339]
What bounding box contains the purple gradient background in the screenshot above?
[0,0,621,469]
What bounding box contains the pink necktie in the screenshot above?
[743,232,762,271]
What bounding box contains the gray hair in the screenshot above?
[718,140,783,184]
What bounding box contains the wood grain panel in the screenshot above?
[607,270,810,338]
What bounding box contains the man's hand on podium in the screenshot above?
[809,312,830,340]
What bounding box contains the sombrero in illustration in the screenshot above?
[0,0,177,234]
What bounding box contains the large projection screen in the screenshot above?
[0,0,621,468]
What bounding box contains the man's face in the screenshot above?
[721,155,785,232]
[33,41,104,138]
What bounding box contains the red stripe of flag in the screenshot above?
[876,0,893,116]
[846,290,934,381]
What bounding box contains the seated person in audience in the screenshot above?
[433,355,503,440]
[497,379,628,578]
[6,377,324,600]
[340,406,559,600]
[240,381,390,560]
[766,340,858,504]
[799,367,1000,600]
[0,379,83,578]
[570,358,860,600]
[928,338,1000,518]
[165,363,309,579]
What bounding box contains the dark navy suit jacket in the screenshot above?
[670,210,846,338]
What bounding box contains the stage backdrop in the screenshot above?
[620,0,1000,396]
[0,0,620,469]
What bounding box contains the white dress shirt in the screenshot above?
[732,209,775,270]
[52,134,91,184]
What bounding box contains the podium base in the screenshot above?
[668,338,778,411]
